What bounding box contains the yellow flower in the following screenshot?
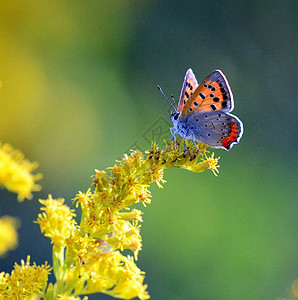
[0,256,51,299]
[66,250,149,300]
[36,195,77,249]
[185,152,220,176]
[0,143,42,201]
[0,216,20,257]
[106,219,142,256]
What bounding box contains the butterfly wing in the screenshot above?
[188,111,243,150]
[177,68,199,113]
[180,70,234,118]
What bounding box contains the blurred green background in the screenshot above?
[0,1,297,299]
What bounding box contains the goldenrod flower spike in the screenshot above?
[2,141,218,300]
[0,143,42,201]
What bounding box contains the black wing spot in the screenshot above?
[218,113,222,117]
[210,104,217,111]
[211,87,216,91]
[204,84,207,87]
[196,118,199,122]
[185,91,190,98]
[193,101,198,106]
[213,97,220,102]
[222,101,227,108]
[207,133,211,136]
[199,93,205,99]
[204,114,208,118]
[223,94,228,100]
[204,124,207,127]
[189,107,193,112]
[220,88,226,93]
[208,84,212,89]
[210,93,214,98]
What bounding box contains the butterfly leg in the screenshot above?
[183,138,186,151]
[170,127,177,147]
[192,133,198,151]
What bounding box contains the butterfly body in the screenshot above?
[169,69,243,150]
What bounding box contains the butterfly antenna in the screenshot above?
[157,85,177,112]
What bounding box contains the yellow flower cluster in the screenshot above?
[0,216,20,257]
[37,196,77,251]
[1,141,219,300]
[0,143,42,201]
[0,256,51,299]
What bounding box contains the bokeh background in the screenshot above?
[0,1,297,299]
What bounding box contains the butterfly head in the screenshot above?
[170,111,180,129]
[170,111,180,120]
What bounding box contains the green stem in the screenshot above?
[51,245,66,299]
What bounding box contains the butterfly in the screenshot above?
[158,68,243,150]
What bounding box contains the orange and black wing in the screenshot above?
[180,70,234,118]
